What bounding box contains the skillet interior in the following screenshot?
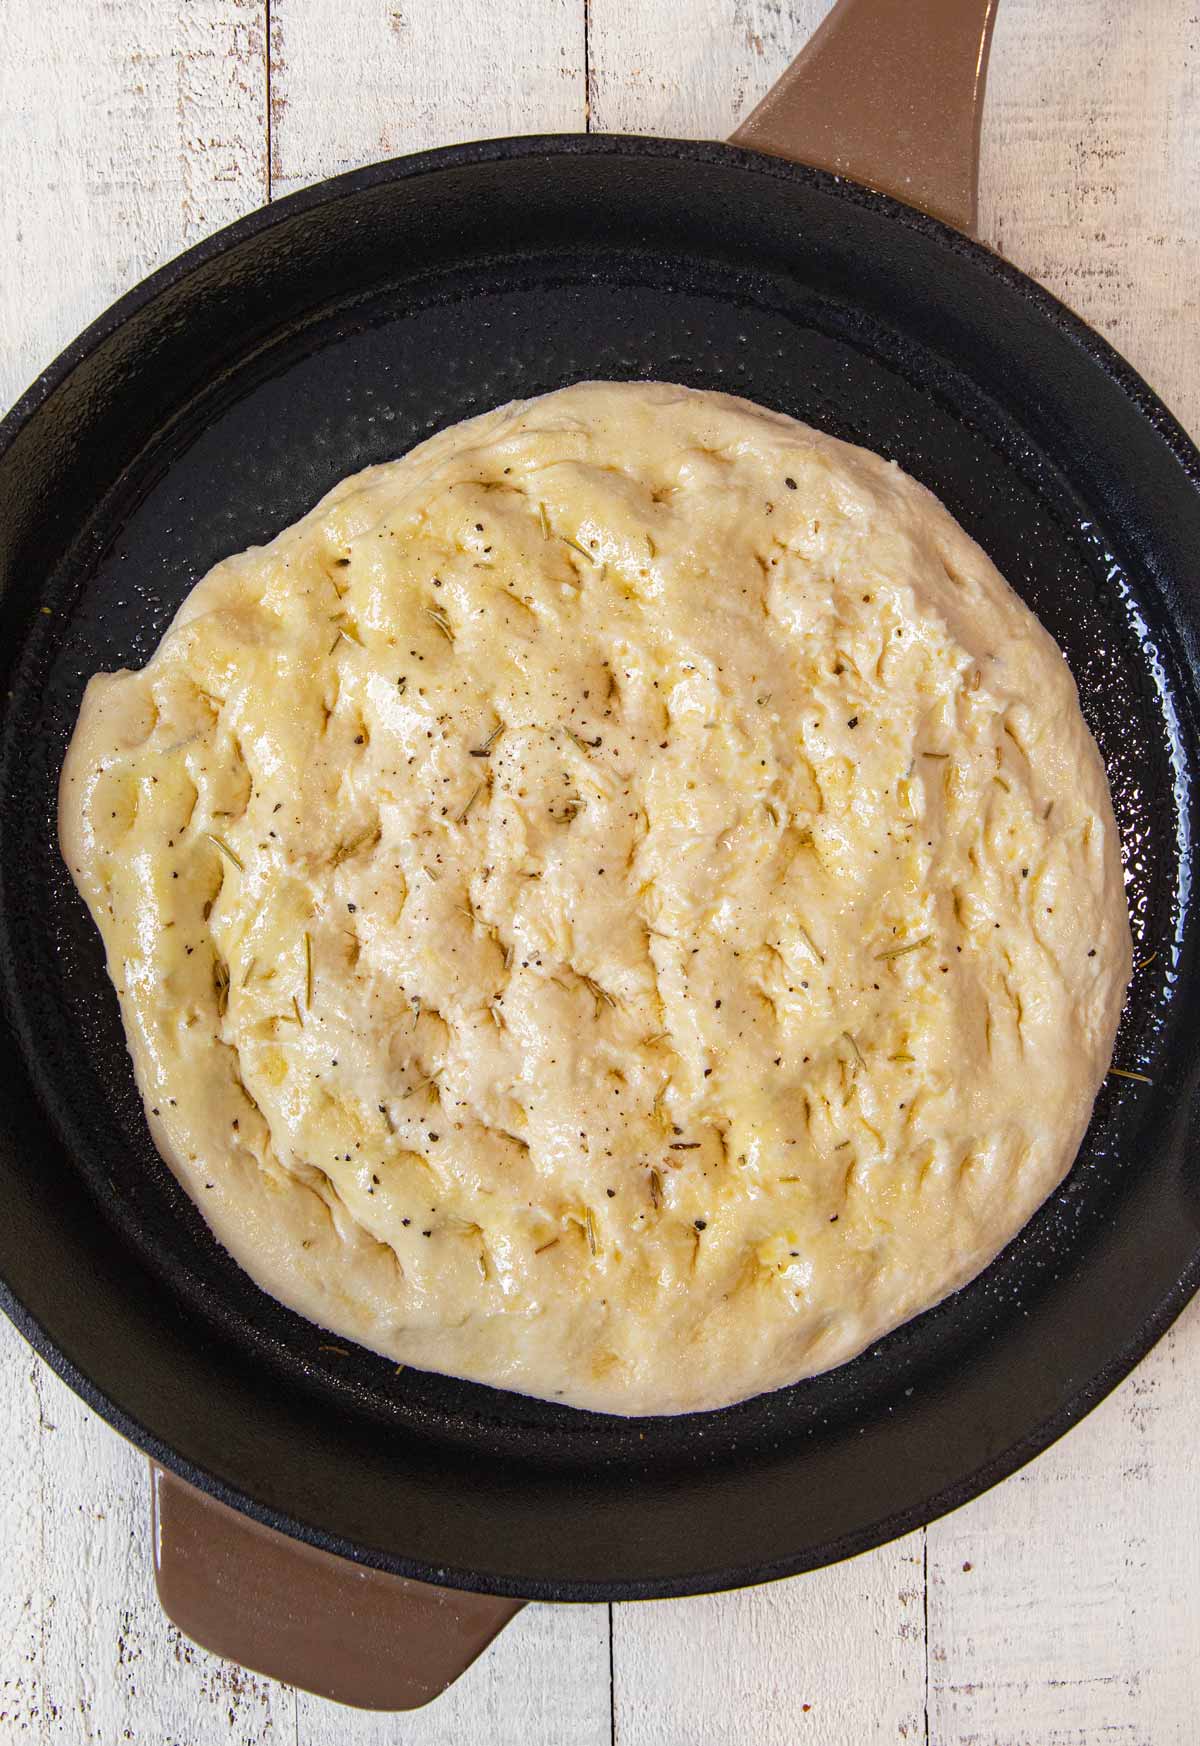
[1,137,1199,1601]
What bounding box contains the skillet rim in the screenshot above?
[2,131,1199,1602]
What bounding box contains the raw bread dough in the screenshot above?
[59,382,1131,1414]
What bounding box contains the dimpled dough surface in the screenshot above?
[59,382,1131,1415]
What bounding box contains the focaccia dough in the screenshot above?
[59,382,1130,1414]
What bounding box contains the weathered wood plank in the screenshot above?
[264,8,611,1738]
[590,5,928,1738]
[978,0,1200,437]
[268,0,585,199]
[0,1332,46,1738]
[0,1,267,414]
[611,1540,927,1746]
[294,1601,612,1745]
[589,0,830,141]
[927,5,1200,1734]
[0,1329,299,1744]
[927,1300,1200,1746]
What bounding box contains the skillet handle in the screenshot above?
[729,0,999,236]
[149,1464,524,1711]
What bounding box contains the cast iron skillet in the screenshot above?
[2,0,1200,1710]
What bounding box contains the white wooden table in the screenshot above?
[2,3,1198,1740]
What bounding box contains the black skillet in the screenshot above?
[2,0,1200,1711]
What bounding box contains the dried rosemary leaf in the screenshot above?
[1109,1067,1153,1084]
[303,931,313,1008]
[457,783,484,825]
[403,1074,439,1104]
[206,832,244,871]
[877,934,932,961]
[561,535,597,564]
[424,604,454,642]
[331,825,379,867]
[212,956,230,1018]
[842,1030,866,1070]
[796,921,825,965]
[580,972,617,1012]
[469,722,505,757]
[649,1167,663,1211]
[537,501,551,539]
[584,1205,600,1256]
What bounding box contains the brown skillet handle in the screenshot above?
[150,1465,524,1711]
[730,0,999,237]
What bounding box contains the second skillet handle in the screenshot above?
[150,1465,523,1711]
[730,0,999,237]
